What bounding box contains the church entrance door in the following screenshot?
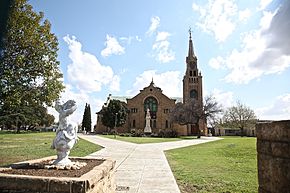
[190,124,199,135]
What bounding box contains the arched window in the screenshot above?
[190,89,198,99]
[144,97,158,112]
[144,97,158,119]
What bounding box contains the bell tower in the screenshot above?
[183,29,203,106]
[182,29,205,136]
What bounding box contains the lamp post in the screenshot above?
[114,112,118,139]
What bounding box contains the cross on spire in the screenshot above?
[187,28,195,58]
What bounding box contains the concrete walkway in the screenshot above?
[79,134,221,193]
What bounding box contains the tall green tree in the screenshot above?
[223,101,256,136]
[81,103,92,133]
[86,104,92,132]
[81,103,88,132]
[0,0,64,130]
[100,100,127,132]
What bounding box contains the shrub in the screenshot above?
[150,133,159,137]
[132,129,143,137]
[158,128,179,138]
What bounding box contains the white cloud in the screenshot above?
[211,89,234,109]
[152,31,175,63]
[260,10,276,30]
[47,84,105,127]
[239,8,251,22]
[120,36,142,44]
[156,31,170,41]
[101,34,125,57]
[136,36,142,42]
[63,35,120,92]
[256,93,290,120]
[209,56,225,69]
[126,70,182,97]
[146,16,160,36]
[258,0,273,10]
[192,0,238,42]
[109,75,120,92]
[208,1,290,84]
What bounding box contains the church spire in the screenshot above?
[150,77,154,86]
[188,28,195,59]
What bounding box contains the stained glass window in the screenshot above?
[144,97,158,112]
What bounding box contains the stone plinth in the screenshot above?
[0,156,116,193]
[256,120,290,193]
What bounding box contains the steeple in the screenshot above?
[150,77,154,85]
[187,28,195,59]
[186,28,197,68]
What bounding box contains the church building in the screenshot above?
[95,32,207,136]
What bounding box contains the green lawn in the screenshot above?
[165,137,258,193]
[99,134,183,144]
[0,131,102,166]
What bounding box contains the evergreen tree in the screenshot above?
[86,104,92,132]
[101,100,127,132]
[81,103,92,133]
[81,103,88,132]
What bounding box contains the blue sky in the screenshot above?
[29,0,290,125]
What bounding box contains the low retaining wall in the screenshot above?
[256,120,290,193]
[0,156,116,193]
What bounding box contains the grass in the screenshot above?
[165,137,258,193]
[99,134,183,144]
[0,131,102,166]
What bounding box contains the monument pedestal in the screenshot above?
[144,126,152,136]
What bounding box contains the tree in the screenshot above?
[100,100,127,133]
[81,103,92,133]
[222,101,256,136]
[0,0,64,131]
[0,103,55,131]
[170,96,222,138]
[86,104,92,132]
[81,103,87,132]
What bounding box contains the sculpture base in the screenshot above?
[144,126,152,134]
[0,156,116,193]
[53,157,72,166]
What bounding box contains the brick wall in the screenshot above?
[256,120,290,193]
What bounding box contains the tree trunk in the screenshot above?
[240,127,244,137]
[16,121,20,133]
[197,123,201,138]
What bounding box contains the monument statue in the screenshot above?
[51,100,78,165]
[144,108,152,134]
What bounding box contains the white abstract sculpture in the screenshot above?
[144,108,152,134]
[51,100,78,165]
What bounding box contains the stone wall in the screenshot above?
[0,157,116,193]
[256,120,290,193]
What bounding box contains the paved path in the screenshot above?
[79,134,221,193]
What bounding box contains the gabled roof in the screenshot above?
[98,81,183,113]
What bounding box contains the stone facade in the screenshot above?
[126,82,176,134]
[95,83,179,135]
[95,32,207,136]
[0,156,116,193]
[256,120,290,193]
